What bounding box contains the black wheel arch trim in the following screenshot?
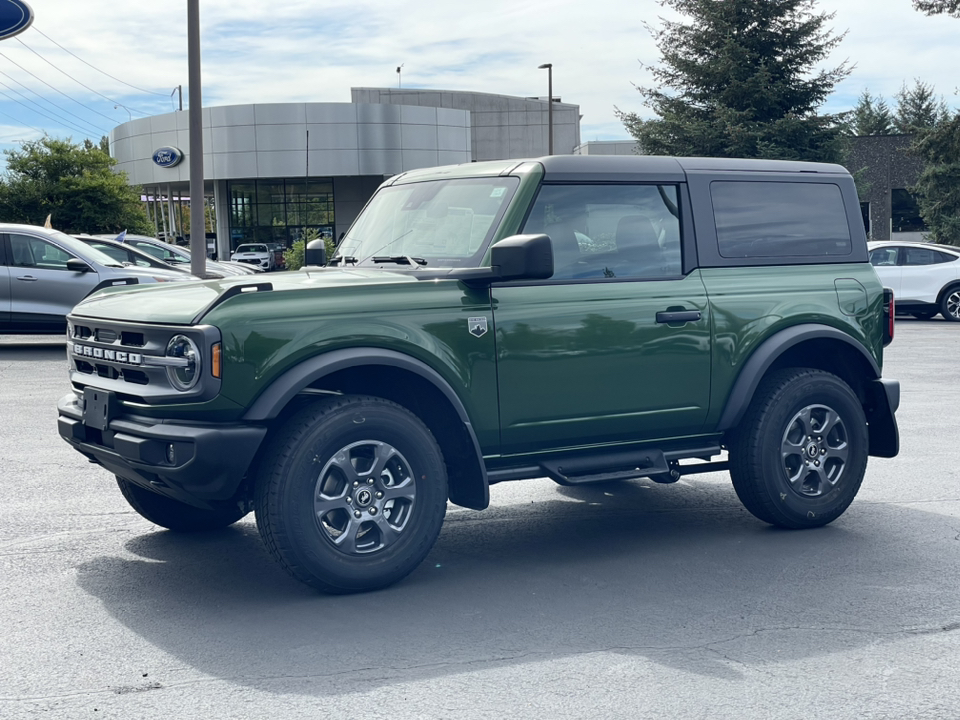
[717,323,882,434]
[243,347,490,510]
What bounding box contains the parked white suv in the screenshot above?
[868,240,960,321]
[230,243,274,271]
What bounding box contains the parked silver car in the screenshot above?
[1,224,192,334]
[73,235,196,277]
[102,234,260,278]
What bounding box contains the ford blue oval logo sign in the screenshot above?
[0,0,34,41]
[152,146,183,168]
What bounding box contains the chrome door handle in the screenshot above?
[16,275,38,282]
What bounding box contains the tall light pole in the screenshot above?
[538,63,553,155]
[187,0,205,278]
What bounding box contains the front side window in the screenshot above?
[336,177,519,268]
[869,247,898,266]
[712,182,852,259]
[521,184,682,280]
[10,234,73,270]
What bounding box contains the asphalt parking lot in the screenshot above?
[1,319,958,719]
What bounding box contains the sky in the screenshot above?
[0,0,957,160]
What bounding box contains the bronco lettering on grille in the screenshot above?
[73,344,142,366]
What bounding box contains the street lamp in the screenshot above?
[114,105,132,122]
[538,63,553,155]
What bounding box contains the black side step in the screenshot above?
[486,443,725,486]
[541,449,670,485]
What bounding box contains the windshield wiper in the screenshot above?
[328,255,357,266]
[371,256,427,267]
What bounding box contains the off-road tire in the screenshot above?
[729,368,868,529]
[117,477,248,532]
[254,395,448,594]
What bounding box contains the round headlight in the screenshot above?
[166,335,201,391]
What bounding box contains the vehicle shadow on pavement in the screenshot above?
[73,477,960,697]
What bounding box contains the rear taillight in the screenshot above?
[882,287,895,346]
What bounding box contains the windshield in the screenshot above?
[335,177,519,268]
[236,244,268,253]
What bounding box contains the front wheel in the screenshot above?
[729,369,868,529]
[117,477,248,532]
[940,287,960,322]
[254,396,448,594]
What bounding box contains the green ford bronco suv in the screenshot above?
[58,156,900,593]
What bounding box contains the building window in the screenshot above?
[227,178,335,251]
[891,189,926,233]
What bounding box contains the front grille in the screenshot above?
[67,316,221,403]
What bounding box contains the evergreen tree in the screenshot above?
[617,0,850,161]
[848,90,894,136]
[893,80,949,133]
[912,112,960,245]
[0,137,150,234]
[913,0,960,17]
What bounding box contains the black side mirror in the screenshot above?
[305,238,327,267]
[66,258,92,273]
[491,234,554,281]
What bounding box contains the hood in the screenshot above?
[71,267,417,325]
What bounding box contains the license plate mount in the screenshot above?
[82,388,117,431]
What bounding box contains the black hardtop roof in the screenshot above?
[536,154,849,180]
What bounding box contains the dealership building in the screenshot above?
[109,88,581,258]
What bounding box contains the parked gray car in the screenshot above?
[1,224,192,334]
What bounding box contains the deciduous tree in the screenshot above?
[0,136,150,234]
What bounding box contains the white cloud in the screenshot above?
[0,0,957,146]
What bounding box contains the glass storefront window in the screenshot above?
[227,178,335,251]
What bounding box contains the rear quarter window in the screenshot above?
[711,181,852,259]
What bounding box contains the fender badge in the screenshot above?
[467,316,488,338]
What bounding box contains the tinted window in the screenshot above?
[521,184,682,280]
[870,247,898,266]
[10,234,74,270]
[711,182,852,258]
[130,240,180,262]
[236,244,268,253]
[937,250,960,263]
[903,247,941,266]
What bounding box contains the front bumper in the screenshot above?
[58,392,267,508]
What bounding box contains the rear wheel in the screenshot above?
[117,477,248,532]
[254,396,448,594]
[940,287,960,322]
[729,369,868,529]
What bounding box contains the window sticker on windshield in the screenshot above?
[490,187,506,198]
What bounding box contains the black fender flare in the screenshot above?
[244,347,489,509]
[716,323,881,433]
